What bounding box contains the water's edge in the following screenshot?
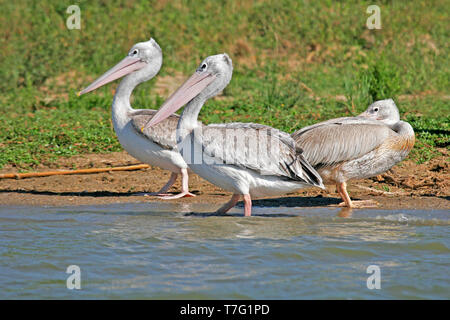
[1,203,449,299]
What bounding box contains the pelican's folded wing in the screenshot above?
[189,123,323,188]
[291,116,371,136]
[129,109,179,150]
[292,120,392,167]
[207,122,294,147]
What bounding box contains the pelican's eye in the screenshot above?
[200,63,207,71]
[373,107,379,112]
[131,49,139,56]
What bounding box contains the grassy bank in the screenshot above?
[0,0,448,169]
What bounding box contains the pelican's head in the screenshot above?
[78,38,163,96]
[194,53,233,100]
[359,99,400,126]
[143,53,233,129]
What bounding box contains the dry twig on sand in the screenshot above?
[0,164,149,179]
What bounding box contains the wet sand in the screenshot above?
[0,151,448,210]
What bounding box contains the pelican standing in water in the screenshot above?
[78,38,195,199]
[143,54,324,216]
[292,99,415,208]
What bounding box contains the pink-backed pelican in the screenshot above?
[292,99,415,208]
[78,38,195,199]
[143,54,324,216]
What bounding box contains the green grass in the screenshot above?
[0,0,448,169]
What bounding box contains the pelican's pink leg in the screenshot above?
[134,172,178,196]
[152,172,178,196]
[159,168,196,200]
[157,172,178,194]
[337,182,353,207]
[337,182,377,208]
[243,194,252,217]
[216,194,241,214]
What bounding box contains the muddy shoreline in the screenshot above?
[0,152,448,210]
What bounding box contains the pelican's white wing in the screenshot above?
[292,119,393,167]
[186,123,323,187]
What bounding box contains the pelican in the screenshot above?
[291,99,415,208]
[78,38,195,199]
[143,54,324,216]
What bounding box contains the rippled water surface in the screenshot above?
[0,203,449,299]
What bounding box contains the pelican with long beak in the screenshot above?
[143,54,324,216]
[292,99,415,208]
[78,38,195,199]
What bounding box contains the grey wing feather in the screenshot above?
[129,109,179,149]
[292,120,392,167]
[207,122,294,148]
[292,116,373,137]
[194,123,323,187]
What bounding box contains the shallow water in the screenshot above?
[0,202,448,299]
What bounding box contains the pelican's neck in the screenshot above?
[178,94,207,132]
[392,121,414,138]
[112,74,140,130]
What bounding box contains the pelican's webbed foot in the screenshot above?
[338,199,379,208]
[159,192,196,200]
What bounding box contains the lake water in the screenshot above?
[0,202,448,299]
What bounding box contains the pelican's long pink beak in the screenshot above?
[78,56,147,96]
[358,111,370,118]
[142,71,216,130]
[359,111,379,120]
